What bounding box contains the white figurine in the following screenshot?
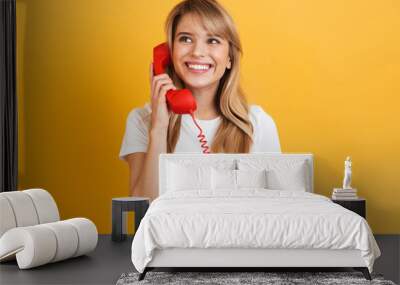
[342,156,352,189]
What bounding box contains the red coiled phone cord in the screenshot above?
[189,112,211,154]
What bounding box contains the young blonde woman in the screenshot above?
[119,0,281,200]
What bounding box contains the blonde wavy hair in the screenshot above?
[155,0,254,153]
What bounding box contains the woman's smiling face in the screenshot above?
[172,13,231,91]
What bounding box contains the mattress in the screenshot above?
[131,189,381,273]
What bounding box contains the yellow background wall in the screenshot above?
[16,0,399,234]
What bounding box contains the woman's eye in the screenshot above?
[179,36,192,43]
[208,38,220,44]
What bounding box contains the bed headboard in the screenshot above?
[158,153,314,196]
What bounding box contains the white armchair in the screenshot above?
[0,188,98,269]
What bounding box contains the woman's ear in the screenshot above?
[227,58,232,69]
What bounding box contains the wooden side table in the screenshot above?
[112,197,149,242]
[332,198,366,218]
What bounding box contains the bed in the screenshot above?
[131,153,381,281]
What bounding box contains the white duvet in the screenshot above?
[131,189,380,273]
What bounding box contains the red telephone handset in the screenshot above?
[153,42,197,114]
[153,42,210,154]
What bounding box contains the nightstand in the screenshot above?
[112,197,150,242]
[332,198,366,218]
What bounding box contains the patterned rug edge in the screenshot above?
[116,271,397,285]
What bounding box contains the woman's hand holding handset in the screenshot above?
[149,62,177,132]
[130,63,176,201]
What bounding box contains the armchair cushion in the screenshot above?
[0,218,97,269]
[0,189,97,269]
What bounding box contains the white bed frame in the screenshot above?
[139,153,370,280]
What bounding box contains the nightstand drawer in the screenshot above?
[332,198,366,218]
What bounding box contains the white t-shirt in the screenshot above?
[119,103,281,160]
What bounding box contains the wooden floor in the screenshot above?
[0,235,398,285]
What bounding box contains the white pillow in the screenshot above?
[266,161,307,191]
[237,159,309,191]
[211,168,237,190]
[236,169,268,189]
[211,168,268,190]
[166,162,212,191]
